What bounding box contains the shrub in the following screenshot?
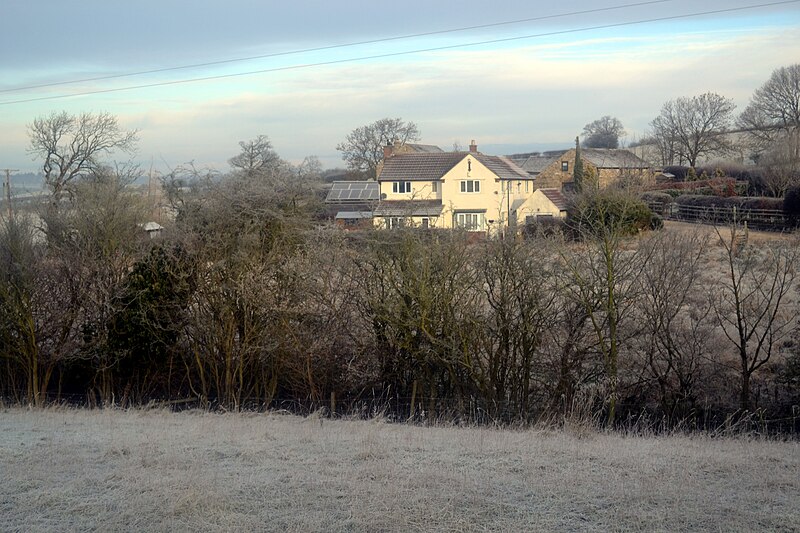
[675,195,783,210]
[697,162,753,182]
[640,191,673,205]
[784,186,800,225]
[656,189,688,198]
[663,166,690,181]
[522,216,567,238]
[674,194,787,227]
[568,191,654,237]
[738,197,784,210]
[646,178,746,196]
[650,213,664,230]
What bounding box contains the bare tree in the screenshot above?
[738,64,800,160]
[228,135,282,178]
[760,132,800,197]
[648,115,682,166]
[475,237,559,420]
[0,215,45,405]
[560,191,653,424]
[651,93,735,167]
[336,118,420,179]
[633,230,717,420]
[582,116,626,149]
[713,224,798,411]
[41,165,148,403]
[27,111,138,198]
[355,230,479,418]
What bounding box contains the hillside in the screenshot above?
[1,408,797,532]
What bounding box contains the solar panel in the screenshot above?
[325,181,380,203]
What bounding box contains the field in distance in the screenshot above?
[1,408,798,532]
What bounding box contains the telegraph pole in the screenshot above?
[3,168,18,219]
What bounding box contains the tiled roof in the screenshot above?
[374,200,443,217]
[406,143,444,153]
[538,188,569,210]
[378,153,465,181]
[514,154,564,174]
[581,149,649,169]
[378,152,529,182]
[479,155,530,181]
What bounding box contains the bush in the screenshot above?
[656,189,688,199]
[650,213,664,230]
[640,191,673,205]
[696,162,753,182]
[785,186,800,225]
[738,197,784,210]
[675,195,783,210]
[646,178,746,197]
[663,166,690,181]
[568,191,654,237]
[523,216,567,238]
[674,194,787,227]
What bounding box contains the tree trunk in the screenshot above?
[740,364,751,412]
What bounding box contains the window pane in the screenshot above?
[475,181,480,193]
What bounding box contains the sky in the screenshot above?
[1,0,800,174]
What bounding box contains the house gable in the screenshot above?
[374,144,536,232]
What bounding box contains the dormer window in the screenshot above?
[561,161,569,172]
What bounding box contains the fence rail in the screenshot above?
[648,202,792,231]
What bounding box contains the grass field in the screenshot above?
[1,408,798,532]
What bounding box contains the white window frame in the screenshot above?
[460,180,481,193]
[392,181,412,194]
[454,212,485,231]
[388,217,406,229]
[431,181,438,193]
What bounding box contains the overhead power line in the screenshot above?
[1,0,797,107]
[1,0,676,94]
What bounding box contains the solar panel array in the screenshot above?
[325,181,380,203]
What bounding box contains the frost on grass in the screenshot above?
[1,408,798,532]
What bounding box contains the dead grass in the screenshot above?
[662,220,797,245]
[1,408,798,532]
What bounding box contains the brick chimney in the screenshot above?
[469,139,478,153]
[383,143,393,159]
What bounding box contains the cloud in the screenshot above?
[3,23,799,172]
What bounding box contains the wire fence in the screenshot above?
[648,201,794,232]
